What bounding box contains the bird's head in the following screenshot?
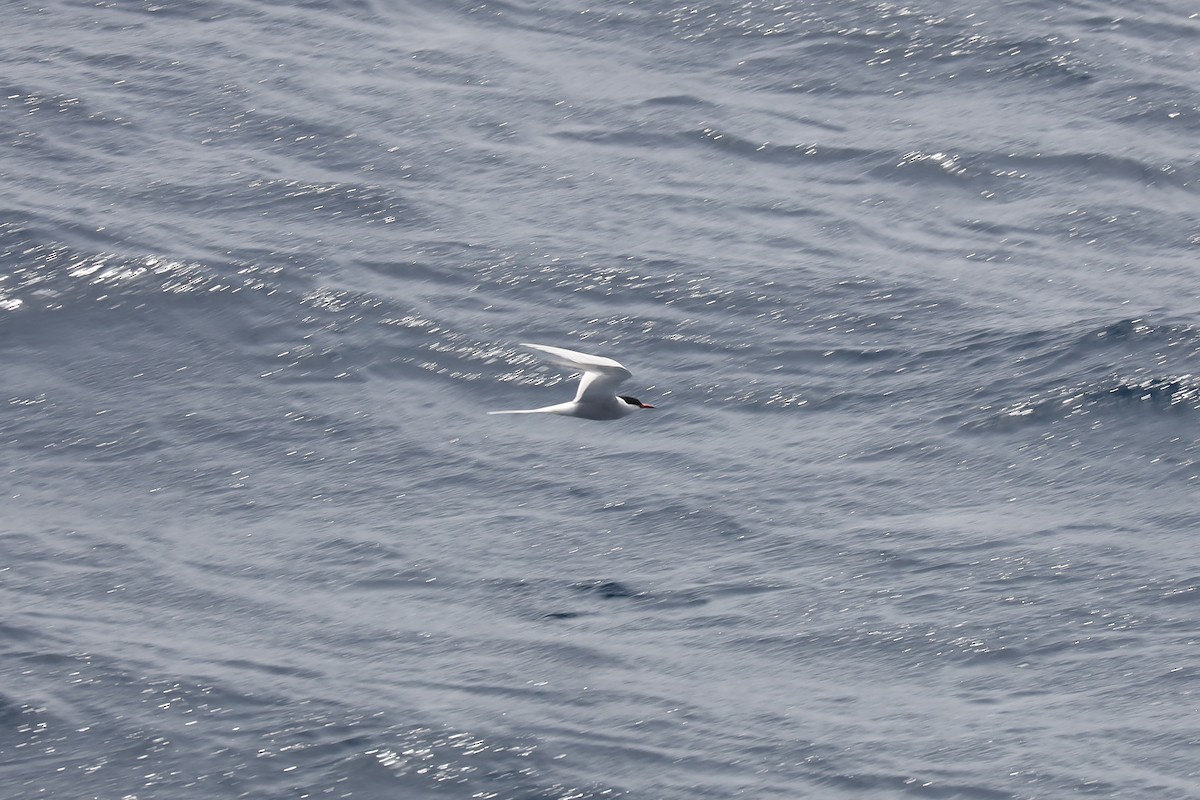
[619,395,655,409]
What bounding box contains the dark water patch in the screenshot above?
[902,31,1092,88]
[629,501,757,540]
[964,374,1200,433]
[132,176,430,231]
[1014,317,1200,377]
[0,621,40,646]
[562,116,865,170]
[641,94,714,109]
[494,575,713,623]
[689,125,873,167]
[577,579,710,610]
[949,318,1200,432]
[820,768,1015,800]
[16,650,86,669]
[691,0,1091,95]
[1114,93,1200,135]
[0,82,136,132]
[312,537,404,563]
[406,45,514,93]
[775,346,905,367]
[727,627,861,663]
[3,525,146,595]
[214,658,323,680]
[1054,206,1200,253]
[1006,151,1198,191]
[552,125,692,151]
[6,410,168,462]
[572,579,642,600]
[356,256,461,285]
[850,438,945,465]
[873,148,1198,199]
[1088,317,1165,343]
[345,564,445,592]
[959,646,1028,667]
[1009,50,1094,85]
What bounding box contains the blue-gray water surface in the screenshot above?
[3,1,1199,798]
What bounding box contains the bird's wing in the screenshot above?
[520,343,632,403]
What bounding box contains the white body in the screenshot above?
[488,343,652,421]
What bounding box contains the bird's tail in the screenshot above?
[487,402,573,416]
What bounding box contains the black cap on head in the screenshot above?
[618,395,653,408]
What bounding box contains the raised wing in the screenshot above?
[521,343,631,403]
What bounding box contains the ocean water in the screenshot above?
[3,1,1199,798]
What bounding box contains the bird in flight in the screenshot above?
[488,343,655,420]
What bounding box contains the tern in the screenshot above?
[488,343,655,420]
